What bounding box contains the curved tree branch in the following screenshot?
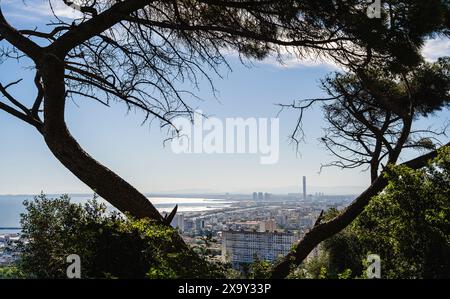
[271,141,450,278]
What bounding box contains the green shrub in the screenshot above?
[17,194,231,279]
[300,147,450,279]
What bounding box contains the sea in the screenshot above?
[0,194,233,229]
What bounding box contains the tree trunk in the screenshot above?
[270,144,448,279]
[38,52,163,222]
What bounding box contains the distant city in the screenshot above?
[1,176,356,269]
[165,176,355,269]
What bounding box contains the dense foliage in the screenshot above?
[16,195,232,279]
[0,266,24,279]
[293,147,450,279]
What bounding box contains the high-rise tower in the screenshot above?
[302,176,307,200]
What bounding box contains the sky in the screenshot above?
[0,1,449,195]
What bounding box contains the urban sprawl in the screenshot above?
[1,177,355,270]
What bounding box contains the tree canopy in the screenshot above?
[272,57,450,278]
[298,147,450,279]
[17,194,233,279]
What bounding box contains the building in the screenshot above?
[228,221,260,231]
[264,193,271,201]
[276,214,287,227]
[259,219,276,232]
[252,192,258,201]
[170,214,185,232]
[299,215,315,228]
[184,219,194,233]
[258,192,263,200]
[195,218,205,233]
[222,230,297,269]
[302,176,307,200]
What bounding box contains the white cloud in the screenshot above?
[261,37,450,69]
[2,0,82,22]
[259,51,340,70]
[226,45,341,70]
[422,38,450,62]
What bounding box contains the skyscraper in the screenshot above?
[170,214,185,232]
[302,176,307,200]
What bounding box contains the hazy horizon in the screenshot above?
[0,183,366,197]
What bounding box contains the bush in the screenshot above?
[17,194,231,279]
[299,147,450,279]
[0,266,25,279]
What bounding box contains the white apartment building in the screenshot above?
[222,230,297,269]
[259,219,276,232]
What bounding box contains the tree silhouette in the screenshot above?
[272,58,450,278]
[0,1,448,249]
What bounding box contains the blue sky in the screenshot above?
[0,1,449,195]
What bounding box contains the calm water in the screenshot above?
[0,195,232,227]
